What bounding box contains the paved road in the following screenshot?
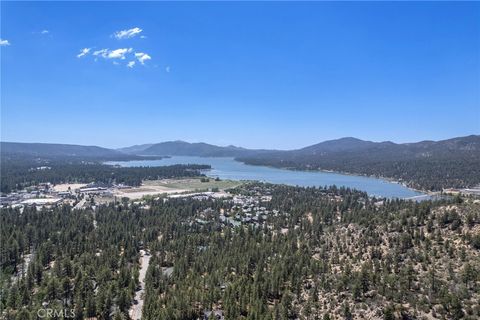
[129,249,151,320]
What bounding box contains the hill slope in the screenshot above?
[139,140,274,157]
[237,135,480,191]
[1,142,123,158]
[264,135,480,159]
[3,136,478,191]
[116,143,154,154]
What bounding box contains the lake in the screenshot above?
[106,156,424,199]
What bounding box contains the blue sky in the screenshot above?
[1,1,479,149]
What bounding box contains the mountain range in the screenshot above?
[1,142,124,159]
[117,140,276,157]
[2,135,479,190]
[2,135,479,160]
[239,135,480,162]
[234,135,480,191]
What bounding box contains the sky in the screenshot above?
[1,1,479,150]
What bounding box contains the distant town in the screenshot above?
[2,175,479,212]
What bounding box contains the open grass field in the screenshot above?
[114,177,243,200]
[143,177,243,191]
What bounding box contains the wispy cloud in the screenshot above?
[0,39,11,46]
[165,66,171,73]
[135,52,151,65]
[77,48,91,58]
[92,48,133,60]
[108,48,133,59]
[114,27,143,40]
[81,44,151,68]
[93,49,109,58]
[76,28,153,69]
[32,30,51,36]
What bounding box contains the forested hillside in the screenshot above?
[4,135,479,191]
[237,136,480,191]
[1,142,125,159]
[138,141,274,157]
[1,184,479,319]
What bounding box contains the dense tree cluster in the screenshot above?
[1,183,479,319]
[0,156,210,193]
[237,135,480,191]
[238,156,480,191]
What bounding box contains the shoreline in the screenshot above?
[234,160,432,197]
[107,157,431,199]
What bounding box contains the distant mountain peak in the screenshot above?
[1,141,124,159]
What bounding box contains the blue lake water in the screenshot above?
[106,156,423,199]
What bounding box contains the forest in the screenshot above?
[1,183,479,319]
[237,156,480,191]
[0,155,210,193]
[236,135,480,191]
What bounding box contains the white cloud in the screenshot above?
[77,48,91,58]
[0,39,11,46]
[135,52,151,65]
[108,48,133,59]
[114,27,143,39]
[86,47,150,69]
[41,30,49,34]
[92,48,132,60]
[93,49,109,58]
[165,66,171,73]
